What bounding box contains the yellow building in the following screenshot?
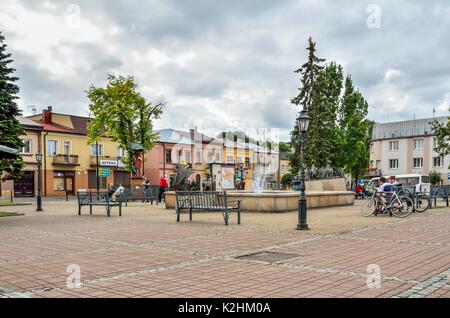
[10,107,128,197]
[279,152,291,177]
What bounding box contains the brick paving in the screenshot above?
[0,199,448,298]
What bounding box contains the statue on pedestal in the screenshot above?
[130,142,144,178]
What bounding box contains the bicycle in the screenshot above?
[361,190,414,218]
[413,192,430,213]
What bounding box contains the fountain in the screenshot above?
[251,163,270,193]
[164,157,354,212]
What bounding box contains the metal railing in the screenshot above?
[52,154,79,165]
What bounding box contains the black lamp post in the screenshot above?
[35,151,43,212]
[96,141,100,192]
[296,110,310,230]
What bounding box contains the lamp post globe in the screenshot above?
[296,110,310,133]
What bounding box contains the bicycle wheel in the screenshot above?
[360,197,377,217]
[414,193,430,213]
[391,197,414,218]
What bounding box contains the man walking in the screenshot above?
[159,175,168,203]
[142,177,150,203]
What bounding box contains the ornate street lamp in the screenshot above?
[296,110,310,230]
[35,151,43,212]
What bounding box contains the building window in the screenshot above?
[237,157,243,163]
[20,139,32,154]
[207,152,213,162]
[195,151,201,163]
[245,157,250,168]
[215,153,220,162]
[53,171,75,191]
[433,157,444,167]
[413,157,423,168]
[389,159,399,169]
[370,143,374,153]
[227,156,233,162]
[63,141,71,155]
[414,139,423,150]
[47,140,58,156]
[117,146,125,158]
[433,137,437,149]
[90,144,103,156]
[165,149,172,163]
[88,170,106,189]
[185,150,191,163]
[389,141,399,151]
[53,175,66,191]
[176,150,182,163]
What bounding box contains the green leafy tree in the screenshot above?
[430,112,450,168]
[337,75,372,182]
[429,170,442,185]
[0,32,25,181]
[278,142,292,153]
[87,74,163,172]
[280,172,293,188]
[289,37,325,173]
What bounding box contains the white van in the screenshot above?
[394,174,430,193]
[367,174,430,193]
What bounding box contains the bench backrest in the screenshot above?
[175,191,227,209]
[431,185,450,198]
[394,185,416,198]
[77,191,111,203]
[123,185,159,199]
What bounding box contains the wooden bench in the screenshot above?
[77,191,122,217]
[175,191,241,225]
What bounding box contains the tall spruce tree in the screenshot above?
[0,32,25,181]
[289,37,325,173]
[337,75,372,182]
[306,62,343,169]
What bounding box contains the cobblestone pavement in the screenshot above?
[0,200,449,298]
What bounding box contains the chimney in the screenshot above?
[43,106,52,124]
[189,128,195,145]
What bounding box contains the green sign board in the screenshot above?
[98,168,110,177]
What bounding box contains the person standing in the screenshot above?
[159,176,168,203]
[142,177,150,203]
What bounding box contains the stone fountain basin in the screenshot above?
[164,190,355,213]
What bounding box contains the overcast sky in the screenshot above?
[1,0,449,141]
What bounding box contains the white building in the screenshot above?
[369,116,450,184]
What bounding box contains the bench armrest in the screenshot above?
[227,200,241,208]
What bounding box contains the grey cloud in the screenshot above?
[4,0,450,141]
